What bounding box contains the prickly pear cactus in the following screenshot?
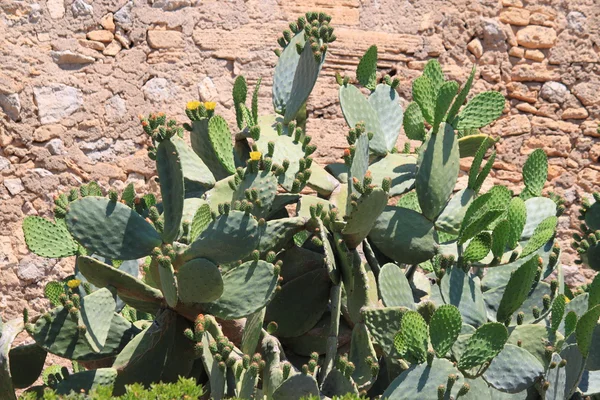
[15,12,599,400]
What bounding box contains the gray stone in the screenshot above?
[32,168,53,177]
[0,93,21,121]
[33,84,83,124]
[539,81,569,104]
[198,76,218,101]
[567,11,586,33]
[0,156,10,172]
[482,18,507,49]
[51,50,95,65]
[4,178,24,195]
[105,95,127,122]
[45,138,65,155]
[152,0,192,11]
[142,77,177,102]
[71,0,93,17]
[114,1,133,29]
[17,257,49,282]
[22,201,38,215]
[79,137,113,152]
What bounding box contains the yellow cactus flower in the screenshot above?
[186,100,202,111]
[204,101,216,111]
[249,151,262,161]
[565,297,570,304]
[67,279,81,289]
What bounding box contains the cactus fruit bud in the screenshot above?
[22,308,29,324]
[109,190,118,202]
[559,359,567,367]
[266,251,276,263]
[184,328,194,341]
[550,279,558,295]
[70,293,80,308]
[542,381,550,391]
[77,325,87,334]
[282,361,291,379]
[532,306,540,319]
[437,385,446,400]
[301,364,309,375]
[308,359,317,373]
[549,361,557,369]
[517,312,525,325]
[382,177,391,192]
[457,383,470,397]
[267,321,278,334]
[542,294,551,311]
[427,350,434,366]
[446,374,457,391]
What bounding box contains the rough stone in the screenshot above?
[45,138,65,155]
[499,7,530,26]
[524,49,544,62]
[100,13,116,32]
[33,84,83,124]
[142,77,177,102]
[114,1,134,29]
[17,257,49,282]
[103,41,122,56]
[572,82,600,107]
[492,114,531,136]
[105,95,127,122]
[33,124,66,142]
[87,30,114,43]
[567,11,586,33]
[0,156,10,172]
[511,63,560,82]
[0,93,21,121]
[47,0,64,19]
[78,39,105,51]
[539,81,569,104]
[147,30,184,49]
[561,108,588,120]
[4,178,24,195]
[71,0,93,17]
[198,76,218,101]
[508,46,524,58]
[466,38,483,58]
[516,26,557,49]
[506,82,537,103]
[51,50,95,65]
[152,0,192,11]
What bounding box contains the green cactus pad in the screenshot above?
[433,81,459,134]
[77,256,163,313]
[349,129,370,202]
[362,306,408,358]
[393,311,428,363]
[423,59,445,93]
[559,344,586,399]
[402,102,426,141]
[273,33,305,114]
[322,368,359,397]
[521,216,557,257]
[233,169,278,218]
[367,153,416,197]
[495,256,539,323]
[55,368,117,395]
[22,216,78,258]
[157,138,185,243]
[272,373,320,400]
[440,267,487,327]
[66,197,162,260]
[415,123,460,221]
[208,115,236,174]
[491,219,511,258]
[369,84,404,152]
[435,188,476,235]
[44,281,66,306]
[190,119,231,180]
[482,344,543,393]
[430,304,462,357]
[446,66,475,125]
[551,294,567,333]
[241,308,265,355]
[265,267,330,337]
[576,304,600,357]
[283,34,325,123]
[7,344,45,391]
[342,188,388,249]
[458,134,495,158]
[378,263,415,309]
[158,261,178,308]
[176,258,223,304]
[369,206,437,265]
[346,261,379,324]
[31,306,138,361]
[506,197,527,248]
[203,260,278,320]
[182,210,259,265]
[544,353,567,400]
[412,76,435,125]
[256,217,307,256]
[455,91,505,130]
[521,197,556,240]
[486,281,552,328]
[457,322,508,370]
[339,84,386,155]
[79,288,117,353]
[382,358,466,400]
[463,232,492,263]
[190,203,212,242]
[458,186,511,244]
[356,45,377,91]
[349,322,378,388]
[522,149,547,198]
[171,136,215,194]
[506,324,562,367]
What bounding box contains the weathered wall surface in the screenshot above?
[0,0,599,319]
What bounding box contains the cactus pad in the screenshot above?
[55,368,118,395]
[362,306,408,358]
[440,267,487,328]
[522,149,547,198]
[482,344,543,393]
[369,84,404,152]
[176,258,223,304]
[66,197,162,260]
[412,76,435,125]
[356,45,377,91]
[190,203,212,242]
[433,81,458,134]
[454,91,505,130]
[368,153,416,196]
[378,263,415,309]
[157,138,185,243]
[415,123,460,221]
[79,288,117,353]
[457,322,508,370]
[22,217,78,258]
[462,232,492,263]
[496,256,539,323]
[430,304,462,357]
[171,136,215,194]
[575,304,600,357]
[208,115,236,174]
[393,311,428,363]
[402,102,426,141]
[544,353,567,400]
[435,188,476,235]
[203,260,278,319]
[272,373,319,400]
[369,206,437,265]
[520,216,557,257]
[506,197,527,249]
[8,343,47,390]
[521,197,556,240]
[342,188,388,249]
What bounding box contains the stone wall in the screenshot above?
[0,0,599,319]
